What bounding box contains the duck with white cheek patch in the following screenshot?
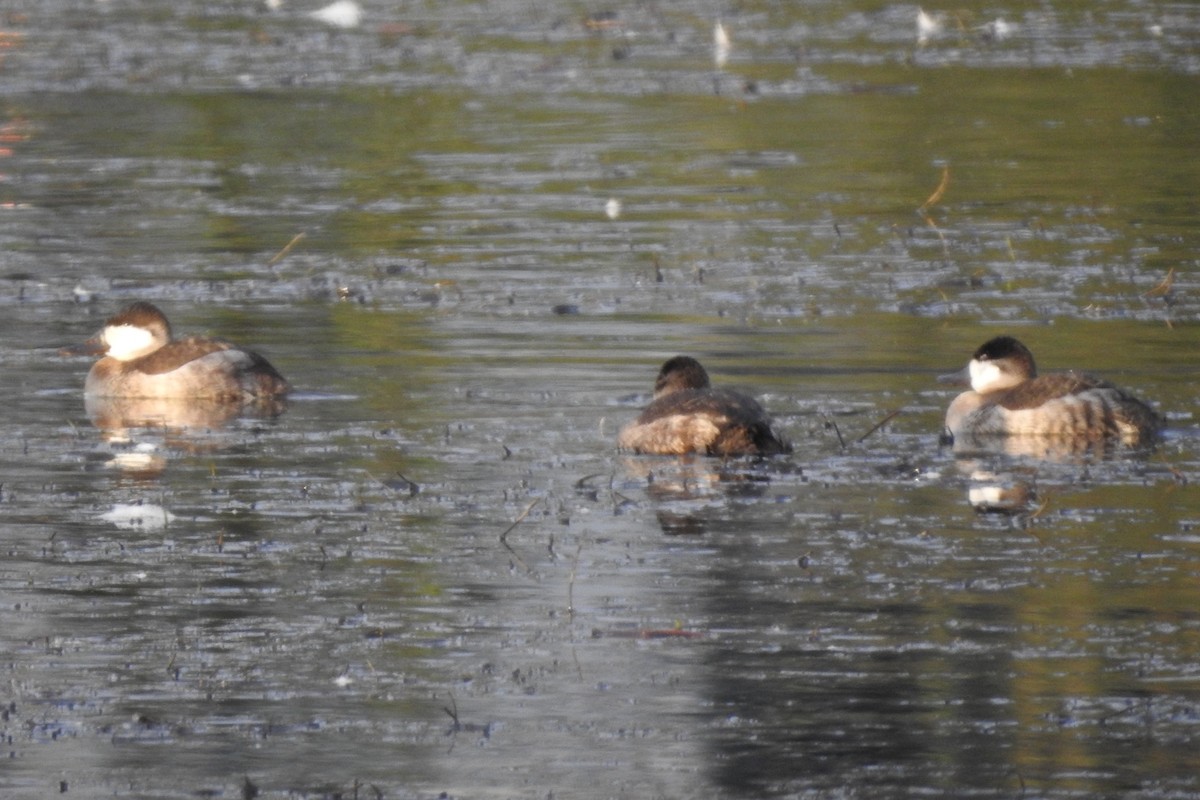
[74,301,290,402]
[940,336,1162,446]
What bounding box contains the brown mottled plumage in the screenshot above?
[942,336,1161,446]
[618,356,791,457]
[78,301,290,401]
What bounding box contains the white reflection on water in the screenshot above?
[99,502,176,530]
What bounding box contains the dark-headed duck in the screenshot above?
[618,356,790,457]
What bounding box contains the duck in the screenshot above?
[74,301,290,401]
[617,356,791,456]
[941,335,1162,445]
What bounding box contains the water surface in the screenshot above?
[3,1,1200,797]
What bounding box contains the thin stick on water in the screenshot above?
[919,166,951,254]
[857,408,904,443]
[567,538,584,620]
[499,498,539,543]
[1143,267,1174,298]
[499,498,540,573]
[824,414,846,451]
[267,232,307,267]
[919,165,950,213]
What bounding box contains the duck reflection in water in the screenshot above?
[939,335,1162,459]
[963,467,1039,516]
[68,301,289,431]
[642,460,777,535]
[618,356,791,457]
[85,393,286,432]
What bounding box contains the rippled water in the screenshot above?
[3,1,1200,798]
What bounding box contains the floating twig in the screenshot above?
[1026,496,1050,522]
[499,498,540,573]
[499,498,540,544]
[576,471,632,515]
[368,471,419,496]
[442,693,460,729]
[441,692,490,754]
[567,538,584,619]
[918,165,951,254]
[824,414,846,451]
[574,473,609,489]
[922,212,949,254]
[1155,452,1188,488]
[919,165,950,213]
[1143,267,1175,298]
[857,408,904,443]
[267,232,306,267]
[574,473,609,501]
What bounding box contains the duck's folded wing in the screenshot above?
[996,372,1107,410]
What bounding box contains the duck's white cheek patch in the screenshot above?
[969,359,1003,393]
[103,324,156,361]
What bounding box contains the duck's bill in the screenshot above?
[59,335,106,357]
[937,366,971,386]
